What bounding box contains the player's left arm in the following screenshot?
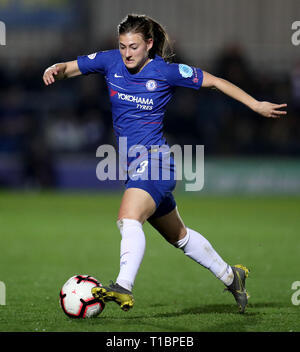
[201,71,287,118]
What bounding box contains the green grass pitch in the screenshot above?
[0,191,299,332]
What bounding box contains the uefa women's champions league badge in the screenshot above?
[146,80,158,91]
[179,64,194,78]
[87,52,97,60]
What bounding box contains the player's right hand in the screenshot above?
[43,64,60,86]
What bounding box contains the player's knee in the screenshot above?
[117,218,143,234]
[167,226,187,246]
[170,226,188,248]
[118,209,150,224]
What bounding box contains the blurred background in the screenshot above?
[0,0,299,194]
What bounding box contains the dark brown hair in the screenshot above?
[118,14,174,62]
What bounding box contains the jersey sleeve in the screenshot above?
[77,50,118,75]
[164,63,203,90]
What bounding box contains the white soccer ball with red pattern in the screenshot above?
[59,275,105,318]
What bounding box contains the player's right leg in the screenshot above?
[92,187,156,311]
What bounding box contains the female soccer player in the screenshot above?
[43,14,287,313]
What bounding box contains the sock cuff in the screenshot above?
[117,218,143,232]
[174,228,190,248]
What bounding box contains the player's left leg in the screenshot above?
[148,207,250,313]
[148,207,234,284]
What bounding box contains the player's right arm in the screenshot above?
[43,60,81,86]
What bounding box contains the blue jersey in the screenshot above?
[77,49,203,156]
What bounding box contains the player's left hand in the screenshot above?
[254,101,287,118]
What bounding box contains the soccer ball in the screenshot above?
[59,275,105,318]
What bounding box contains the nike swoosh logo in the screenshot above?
[114,73,123,78]
[236,271,245,293]
[120,251,129,259]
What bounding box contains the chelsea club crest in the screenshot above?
[146,80,158,91]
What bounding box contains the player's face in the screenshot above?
[119,32,153,73]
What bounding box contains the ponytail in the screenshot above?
[118,14,174,62]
